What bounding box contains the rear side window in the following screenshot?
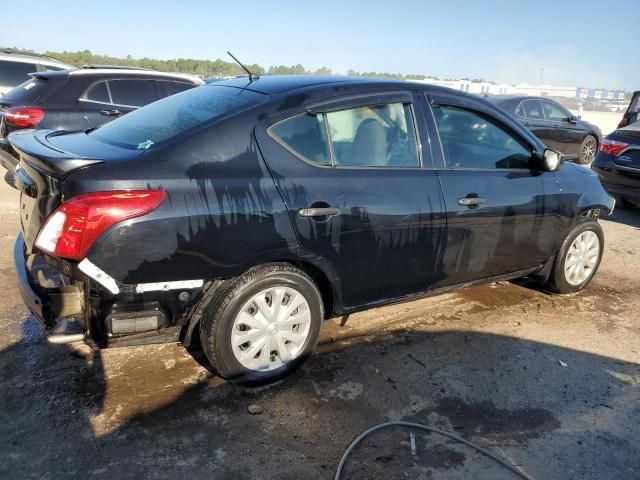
[85,81,110,103]
[270,102,420,168]
[326,103,419,167]
[0,60,38,87]
[432,104,531,169]
[270,114,331,165]
[108,79,160,107]
[88,86,265,150]
[521,100,543,120]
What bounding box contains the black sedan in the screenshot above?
[10,76,614,384]
[489,95,601,164]
[592,122,640,208]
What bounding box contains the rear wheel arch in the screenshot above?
[180,257,341,349]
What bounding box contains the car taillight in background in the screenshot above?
[35,190,167,261]
[4,106,45,128]
[599,138,630,156]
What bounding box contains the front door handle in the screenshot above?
[458,196,486,207]
[100,109,122,117]
[298,207,341,218]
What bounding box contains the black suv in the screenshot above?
[11,76,614,384]
[0,66,203,173]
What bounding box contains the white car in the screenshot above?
[0,49,73,97]
[607,101,629,112]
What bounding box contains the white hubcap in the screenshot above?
[231,286,311,372]
[564,230,600,286]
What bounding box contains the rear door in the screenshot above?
[256,92,447,309]
[80,78,161,128]
[426,92,558,287]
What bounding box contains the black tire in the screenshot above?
[199,263,323,385]
[545,219,604,294]
[577,135,598,165]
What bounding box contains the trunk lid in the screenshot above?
[9,129,142,251]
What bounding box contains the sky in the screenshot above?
[2,0,638,90]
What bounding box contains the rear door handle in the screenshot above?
[298,207,341,218]
[100,109,122,117]
[458,197,485,207]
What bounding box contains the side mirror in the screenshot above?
[567,116,578,124]
[541,149,563,171]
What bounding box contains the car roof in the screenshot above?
[0,49,72,68]
[219,75,428,95]
[32,67,204,84]
[488,95,546,103]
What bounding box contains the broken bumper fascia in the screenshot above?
[13,233,84,328]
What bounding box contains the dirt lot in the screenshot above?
[1,177,639,480]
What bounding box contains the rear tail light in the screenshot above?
[4,106,45,128]
[35,190,167,261]
[599,138,630,156]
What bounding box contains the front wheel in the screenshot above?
[545,220,604,294]
[200,263,323,385]
[577,135,598,165]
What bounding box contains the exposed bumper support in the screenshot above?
[14,233,84,327]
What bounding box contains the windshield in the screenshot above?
[88,85,265,150]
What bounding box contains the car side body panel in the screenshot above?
[7,77,617,347]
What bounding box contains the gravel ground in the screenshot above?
[0,179,639,480]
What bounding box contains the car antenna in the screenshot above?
[227,51,259,82]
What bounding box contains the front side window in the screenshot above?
[0,61,38,87]
[432,104,531,169]
[159,80,196,97]
[270,102,420,168]
[108,79,160,107]
[521,100,543,120]
[542,100,570,121]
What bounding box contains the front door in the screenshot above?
[426,94,558,288]
[540,99,585,157]
[257,93,447,309]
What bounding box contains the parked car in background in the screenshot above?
[618,91,639,128]
[606,101,629,113]
[0,66,204,175]
[11,76,613,385]
[592,122,640,208]
[0,49,73,97]
[489,95,601,164]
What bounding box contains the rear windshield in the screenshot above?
[1,77,51,102]
[88,86,265,150]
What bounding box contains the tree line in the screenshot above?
[4,47,445,80]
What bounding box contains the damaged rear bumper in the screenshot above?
[13,233,84,328]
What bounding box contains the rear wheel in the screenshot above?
[200,263,323,385]
[577,135,598,165]
[545,220,604,294]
